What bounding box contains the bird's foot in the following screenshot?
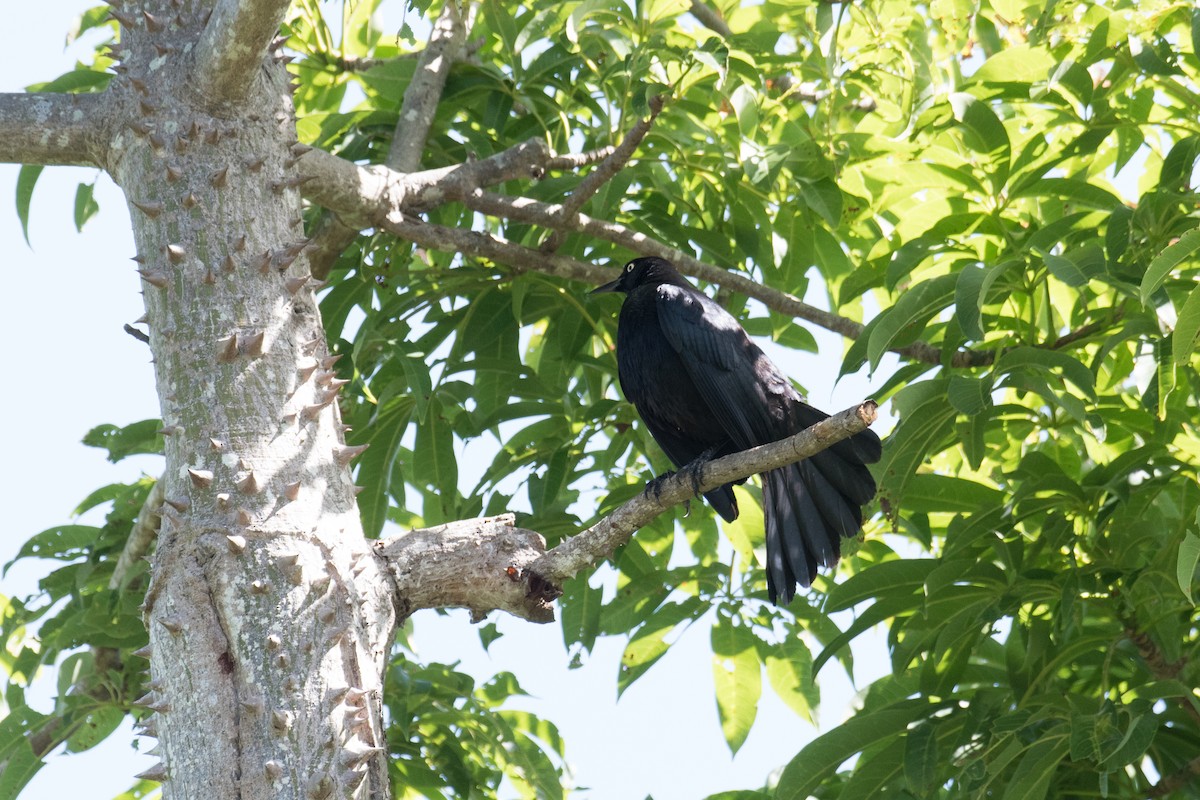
[683,447,718,497]
[643,470,676,503]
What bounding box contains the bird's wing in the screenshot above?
[653,284,788,448]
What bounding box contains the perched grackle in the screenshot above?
[593,256,881,604]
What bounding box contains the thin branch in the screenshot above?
[688,1,733,37]
[379,212,602,284]
[458,189,992,367]
[547,145,617,170]
[305,0,474,279]
[529,401,878,583]
[387,1,470,172]
[110,479,163,590]
[298,141,990,367]
[192,0,293,107]
[375,403,878,621]
[540,93,667,252]
[0,92,111,166]
[314,37,485,74]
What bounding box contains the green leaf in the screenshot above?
[994,346,1096,399]
[904,722,939,795]
[948,374,992,416]
[81,419,164,462]
[968,44,1056,85]
[799,179,843,227]
[15,164,43,247]
[1177,530,1200,604]
[867,274,958,369]
[72,182,99,232]
[1141,227,1200,305]
[1042,252,1089,287]
[776,700,943,800]
[65,705,123,752]
[955,263,986,340]
[1001,729,1069,800]
[825,559,939,612]
[875,380,957,506]
[6,525,100,572]
[354,397,413,538]
[413,398,457,505]
[761,637,818,723]
[711,617,760,755]
[1171,283,1200,366]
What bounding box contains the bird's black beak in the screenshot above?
[591,277,622,295]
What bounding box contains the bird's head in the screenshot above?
[591,257,682,295]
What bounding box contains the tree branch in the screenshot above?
[305,0,473,280]
[386,0,469,172]
[297,136,551,251]
[376,515,553,623]
[298,142,992,368]
[377,403,878,622]
[192,0,293,106]
[529,401,878,584]
[540,93,666,252]
[0,92,111,166]
[688,1,733,37]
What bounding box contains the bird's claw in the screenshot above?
[643,470,676,503]
[685,447,717,497]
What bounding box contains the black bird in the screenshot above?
[593,256,881,604]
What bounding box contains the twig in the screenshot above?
[540,93,667,253]
[380,212,603,284]
[110,479,163,590]
[528,402,878,583]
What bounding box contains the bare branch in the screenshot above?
[110,480,163,590]
[541,93,667,252]
[530,402,879,584]
[688,1,733,37]
[304,0,474,280]
[298,142,992,368]
[547,145,617,170]
[379,213,605,284]
[193,0,292,106]
[387,1,470,172]
[458,189,992,367]
[0,92,111,166]
[375,403,878,623]
[318,37,485,74]
[377,514,553,623]
[297,136,551,242]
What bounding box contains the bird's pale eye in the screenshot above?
[626,263,634,272]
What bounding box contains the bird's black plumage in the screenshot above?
[593,256,882,604]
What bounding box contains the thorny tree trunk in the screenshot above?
[105,2,395,799]
[0,0,880,797]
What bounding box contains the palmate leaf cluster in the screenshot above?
[4,0,1200,798]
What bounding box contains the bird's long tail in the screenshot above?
[762,405,881,604]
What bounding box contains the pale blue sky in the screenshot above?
[1,4,894,798]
